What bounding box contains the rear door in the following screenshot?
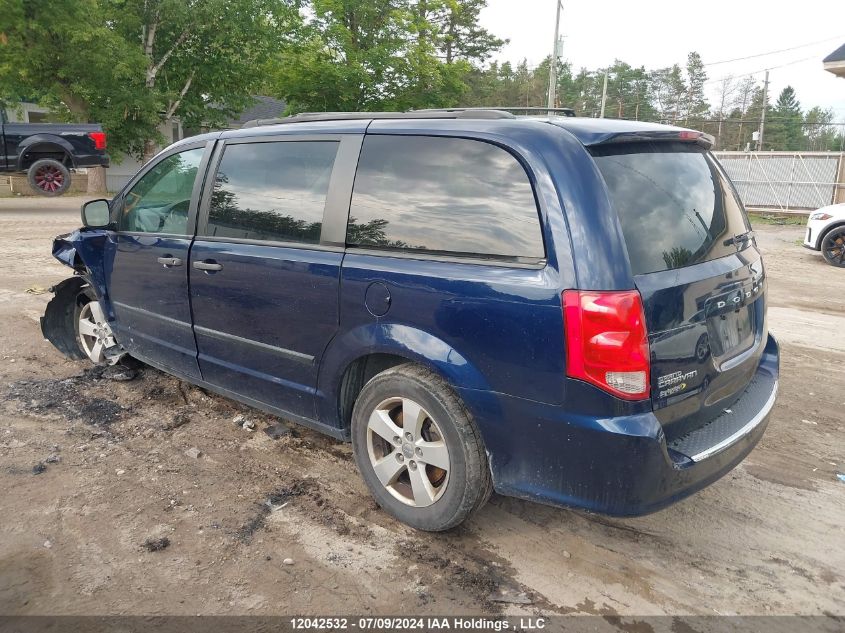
[189,134,360,420]
[106,141,213,378]
[591,142,766,438]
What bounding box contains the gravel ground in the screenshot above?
[0,199,843,618]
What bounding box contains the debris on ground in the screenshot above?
[837,473,845,483]
[102,366,138,382]
[6,372,125,427]
[24,285,48,295]
[283,558,294,566]
[115,469,125,475]
[43,540,52,549]
[237,482,311,543]
[185,447,202,459]
[164,411,191,430]
[264,423,291,440]
[233,414,255,430]
[32,462,46,475]
[141,537,170,552]
[488,585,533,605]
[44,454,61,464]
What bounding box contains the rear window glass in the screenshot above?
[347,135,544,260]
[590,142,750,275]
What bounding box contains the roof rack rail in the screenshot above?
[417,106,576,117]
[241,109,517,128]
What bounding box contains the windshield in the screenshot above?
[590,142,750,276]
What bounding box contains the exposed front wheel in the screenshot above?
[351,364,492,531]
[27,159,71,196]
[821,227,845,267]
[76,298,118,364]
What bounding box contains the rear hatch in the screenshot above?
[590,141,767,439]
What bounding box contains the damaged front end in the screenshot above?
[41,229,125,365]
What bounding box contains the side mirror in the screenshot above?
[81,199,112,228]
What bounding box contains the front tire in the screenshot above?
[351,364,492,531]
[75,296,117,364]
[821,226,845,267]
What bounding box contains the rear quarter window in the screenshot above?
[347,135,544,261]
[590,142,750,275]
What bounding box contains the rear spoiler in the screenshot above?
[585,129,715,150]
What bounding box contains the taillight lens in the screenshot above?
[563,290,650,400]
[88,131,107,150]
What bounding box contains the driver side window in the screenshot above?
[118,147,204,234]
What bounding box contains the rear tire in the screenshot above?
[351,363,492,531]
[27,158,71,196]
[821,226,845,267]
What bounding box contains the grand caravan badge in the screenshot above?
[657,370,697,398]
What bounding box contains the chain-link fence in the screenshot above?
[713,151,845,212]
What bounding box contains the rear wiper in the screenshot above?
[723,230,754,247]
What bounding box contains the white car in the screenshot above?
[803,202,845,267]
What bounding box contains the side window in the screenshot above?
[119,147,204,234]
[347,136,544,260]
[205,140,339,244]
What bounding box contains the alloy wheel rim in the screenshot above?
[823,230,845,266]
[366,397,450,508]
[34,165,65,192]
[77,301,114,363]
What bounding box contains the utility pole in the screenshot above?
[599,70,609,118]
[546,0,562,111]
[757,70,769,151]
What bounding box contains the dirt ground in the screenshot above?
[0,198,843,618]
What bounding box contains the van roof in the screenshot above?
[183,109,713,150]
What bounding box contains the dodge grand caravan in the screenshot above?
[41,110,779,531]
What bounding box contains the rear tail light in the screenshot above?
[88,131,107,150]
[563,290,650,400]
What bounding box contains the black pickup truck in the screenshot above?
[1,115,109,196]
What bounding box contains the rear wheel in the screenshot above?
[821,226,845,267]
[27,158,71,196]
[351,364,492,531]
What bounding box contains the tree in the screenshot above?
[0,0,158,190]
[432,0,505,65]
[0,0,298,165]
[110,0,300,161]
[767,86,803,150]
[650,65,686,123]
[803,107,832,151]
[268,0,504,113]
[683,52,708,124]
[727,76,757,150]
[712,76,737,149]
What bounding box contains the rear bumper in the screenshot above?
[73,152,110,169]
[463,334,780,516]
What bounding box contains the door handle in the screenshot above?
[157,256,183,267]
[193,260,223,272]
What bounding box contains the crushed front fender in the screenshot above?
[51,228,110,300]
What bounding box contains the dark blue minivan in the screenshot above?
[43,110,779,531]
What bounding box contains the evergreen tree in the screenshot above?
[683,52,708,124]
[767,86,803,150]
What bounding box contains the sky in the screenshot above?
[479,0,845,119]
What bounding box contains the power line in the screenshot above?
[702,35,844,67]
[702,54,821,86]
